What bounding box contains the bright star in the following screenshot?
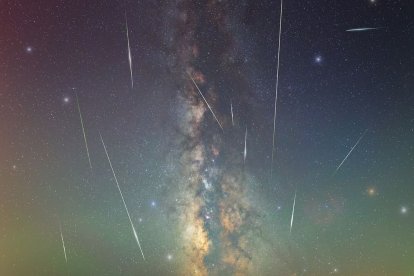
[63,96,70,103]
[167,254,173,261]
[151,201,156,207]
[400,206,408,214]
[315,55,322,64]
[26,46,33,53]
[367,187,377,197]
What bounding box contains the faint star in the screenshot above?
[25,46,33,53]
[151,201,156,207]
[400,206,408,214]
[12,165,17,170]
[63,96,70,103]
[167,254,173,261]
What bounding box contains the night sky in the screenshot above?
[1,0,413,275]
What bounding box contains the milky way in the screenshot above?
[160,1,270,274]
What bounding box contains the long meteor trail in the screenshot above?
[125,11,134,88]
[188,73,223,131]
[271,0,283,179]
[100,133,146,261]
[333,129,368,175]
[290,189,296,234]
[59,223,68,264]
[75,93,92,171]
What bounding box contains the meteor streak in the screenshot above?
[290,189,296,234]
[75,93,92,171]
[59,223,68,264]
[243,127,247,163]
[125,11,134,88]
[271,0,283,178]
[188,72,223,131]
[333,129,368,175]
[346,27,380,32]
[100,133,146,261]
[230,100,234,126]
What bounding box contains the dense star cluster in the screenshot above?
[0,0,413,275]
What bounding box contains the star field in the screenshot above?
[0,0,413,275]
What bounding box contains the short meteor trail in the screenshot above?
[346,27,380,32]
[271,0,283,178]
[243,127,247,163]
[230,100,234,126]
[59,223,68,264]
[333,129,368,175]
[290,189,296,234]
[125,11,134,88]
[100,133,146,261]
[188,73,223,131]
[75,93,92,171]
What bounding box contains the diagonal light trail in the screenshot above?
[59,222,68,264]
[188,72,223,131]
[75,93,92,171]
[100,133,146,261]
[333,129,368,176]
[271,0,284,179]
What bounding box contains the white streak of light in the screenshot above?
[271,0,283,179]
[100,133,146,261]
[333,129,368,175]
[244,127,247,163]
[290,189,296,234]
[125,12,134,88]
[188,73,223,131]
[346,27,379,32]
[76,93,92,171]
[59,223,68,264]
[231,100,234,126]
